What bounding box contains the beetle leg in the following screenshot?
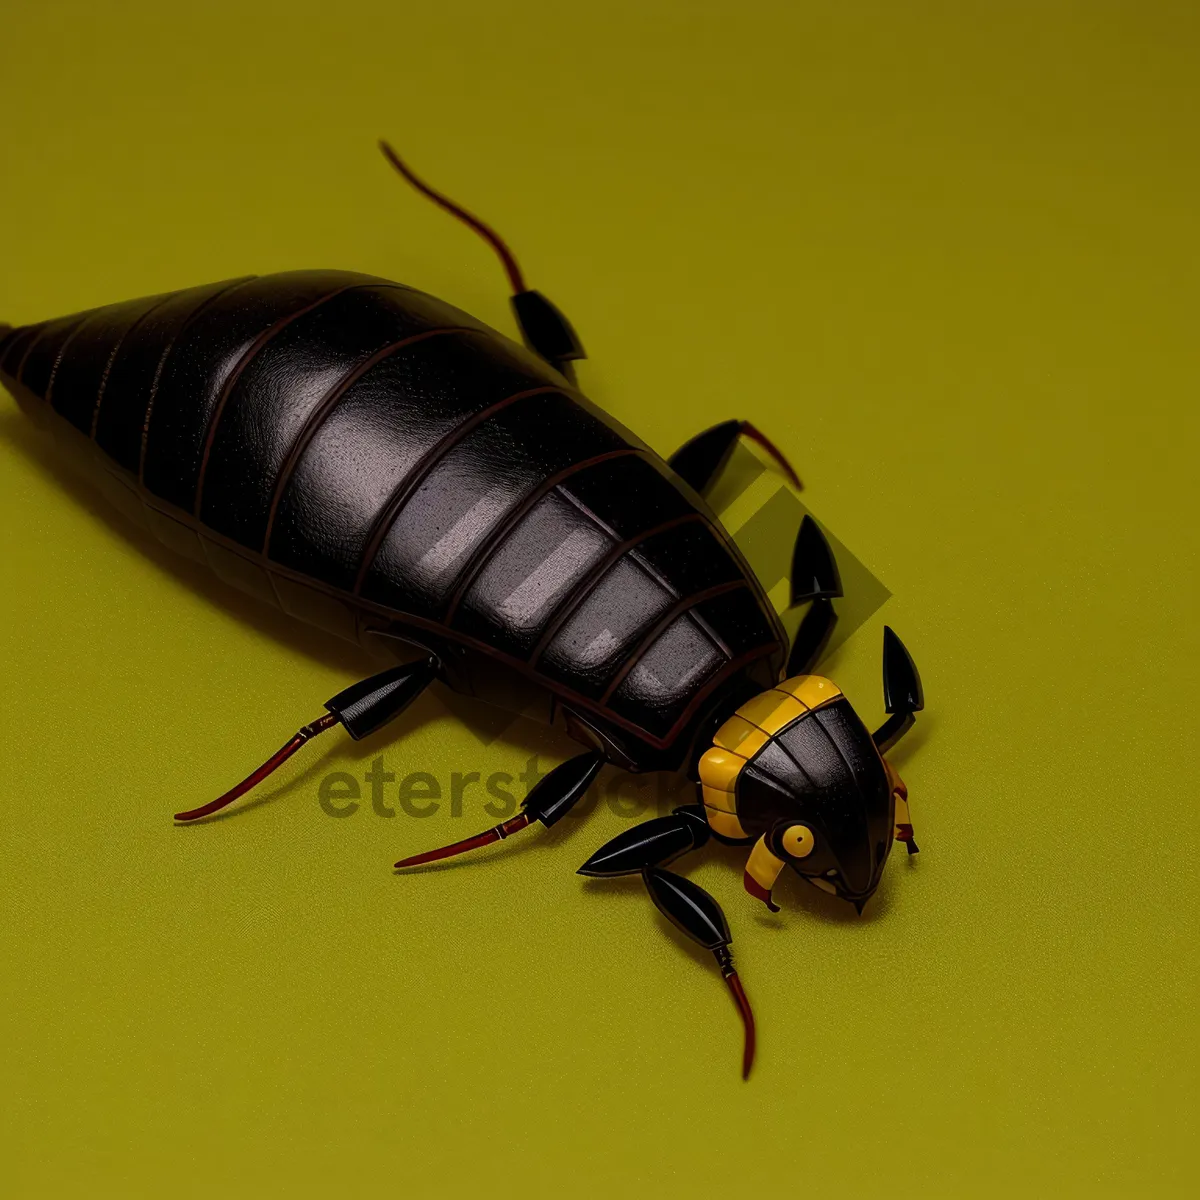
[668,420,802,497]
[393,750,605,868]
[644,868,756,1081]
[174,658,439,822]
[886,764,920,855]
[874,628,924,850]
[576,804,712,876]
[579,807,757,1079]
[743,834,787,912]
[509,291,585,383]
[872,626,924,754]
[378,140,585,382]
[786,515,843,676]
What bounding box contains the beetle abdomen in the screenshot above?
[1,272,785,752]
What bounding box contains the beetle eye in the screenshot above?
[780,824,816,859]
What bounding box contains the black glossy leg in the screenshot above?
[579,807,757,1079]
[873,712,914,753]
[872,626,924,753]
[577,805,712,876]
[325,658,441,739]
[786,516,844,676]
[873,627,924,853]
[510,290,586,382]
[393,750,605,868]
[668,420,802,496]
[174,658,439,822]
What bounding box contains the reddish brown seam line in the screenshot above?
[261,325,478,553]
[1,326,35,375]
[89,292,178,440]
[677,470,788,648]
[44,310,101,408]
[138,277,257,486]
[13,324,54,383]
[599,580,750,704]
[526,512,707,669]
[123,472,780,752]
[700,508,787,648]
[15,315,85,387]
[682,598,734,660]
[619,530,736,659]
[191,281,426,518]
[191,282,369,517]
[652,642,784,745]
[350,385,571,596]
[440,447,645,625]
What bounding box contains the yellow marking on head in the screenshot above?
[728,678,841,742]
[775,675,842,711]
[703,678,846,832]
[755,692,811,735]
[704,806,749,840]
[730,689,790,731]
[698,747,744,793]
[745,835,786,892]
[780,824,816,858]
[701,784,739,814]
[713,715,770,758]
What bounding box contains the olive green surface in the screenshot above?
[1,3,1196,1197]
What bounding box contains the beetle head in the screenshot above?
[718,687,899,911]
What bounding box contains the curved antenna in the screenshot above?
[379,139,527,295]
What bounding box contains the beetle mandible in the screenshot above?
[0,143,926,1078]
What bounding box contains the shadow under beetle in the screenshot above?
[0,143,926,1078]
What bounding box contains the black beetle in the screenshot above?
[0,143,925,1077]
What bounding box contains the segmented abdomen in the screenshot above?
[0,273,784,747]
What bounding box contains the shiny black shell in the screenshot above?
[0,272,786,768]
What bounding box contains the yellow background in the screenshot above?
[1,2,1197,1196]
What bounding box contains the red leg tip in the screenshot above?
[725,971,757,1080]
[394,813,532,870]
[174,715,337,824]
[743,871,781,913]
